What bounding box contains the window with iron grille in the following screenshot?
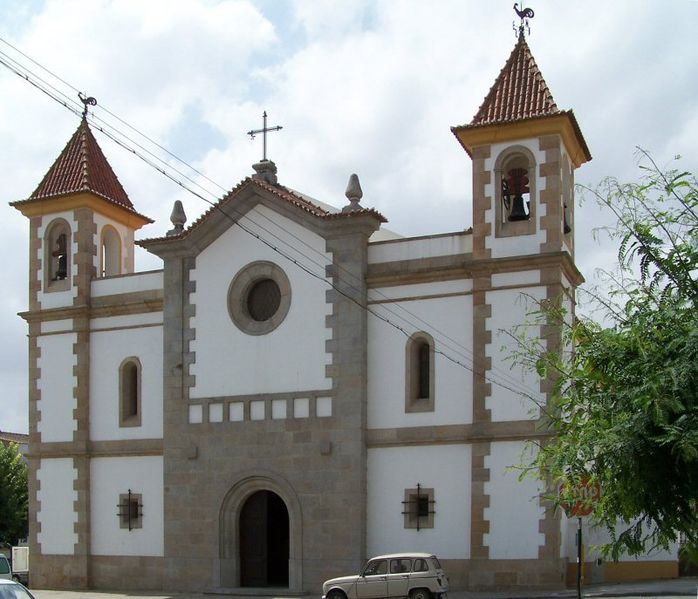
[402,484,435,530]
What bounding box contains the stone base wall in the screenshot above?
[91,556,164,590]
[567,560,678,587]
[29,555,88,590]
[445,558,567,591]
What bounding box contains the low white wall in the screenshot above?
[369,232,472,264]
[91,269,163,297]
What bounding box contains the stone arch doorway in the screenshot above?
[240,490,289,587]
[219,473,302,591]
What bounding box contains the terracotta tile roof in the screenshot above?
[138,177,386,246]
[0,431,28,444]
[470,32,559,126]
[28,117,135,210]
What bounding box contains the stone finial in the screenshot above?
[342,173,363,213]
[252,159,278,184]
[167,200,187,236]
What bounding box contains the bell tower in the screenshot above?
[451,23,591,261]
[11,115,151,589]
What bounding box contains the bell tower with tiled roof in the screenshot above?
[12,116,152,311]
[452,22,590,262]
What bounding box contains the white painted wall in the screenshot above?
[38,212,78,310]
[484,441,545,558]
[37,333,77,443]
[37,458,78,554]
[368,287,472,429]
[485,285,545,422]
[91,270,163,297]
[91,312,163,331]
[369,232,472,264]
[561,517,678,562]
[90,456,164,556]
[484,140,548,259]
[190,204,332,398]
[367,445,471,558]
[90,325,163,440]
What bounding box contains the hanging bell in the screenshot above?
[508,193,529,221]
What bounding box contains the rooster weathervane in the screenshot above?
[513,3,534,37]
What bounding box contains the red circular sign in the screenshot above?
[559,479,601,517]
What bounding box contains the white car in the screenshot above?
[322,553,448,599]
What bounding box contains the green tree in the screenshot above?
[0,441,28,545]
[519,151,698,559]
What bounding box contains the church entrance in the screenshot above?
[239,490,289,587]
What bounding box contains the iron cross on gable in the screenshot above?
[247,111,283,161]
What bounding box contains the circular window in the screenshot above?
[248,278,281,321]
[228,261,291,335]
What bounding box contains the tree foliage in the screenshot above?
[0,441,28,545]
[520,151,698,559]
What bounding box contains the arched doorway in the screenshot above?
[239,490,289,587]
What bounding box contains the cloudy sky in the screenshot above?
[1,0,696,434]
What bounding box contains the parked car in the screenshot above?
[322,553,448,599]
[0,578,35,599]
[0,557,10,581]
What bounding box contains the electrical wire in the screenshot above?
[0,34,538,396]
[0,38,548,401]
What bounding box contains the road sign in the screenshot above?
[559,479,601,517]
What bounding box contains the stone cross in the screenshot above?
[247,111,283,161]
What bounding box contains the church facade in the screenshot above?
[12,32,676,593]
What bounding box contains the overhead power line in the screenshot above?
[0,36,548,402]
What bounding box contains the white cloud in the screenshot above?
[1,0,698,432]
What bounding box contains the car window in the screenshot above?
[390,559,411,574]
[363,559,387,576]
[429,557,442,570]
[412,558,428,572]
[0,558,10,574]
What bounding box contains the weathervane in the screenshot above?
[513,3,534,37]
[247,111,283,161]
[78,91,97,118]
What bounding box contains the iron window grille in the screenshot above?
[117,489,143,531]
[402,483,435,531]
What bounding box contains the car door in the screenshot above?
[387,558,412,598]
[355,559,388,599]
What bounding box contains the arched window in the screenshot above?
[494,146,537,238]
[405,332,435,413]
[100,225,121,277]
[119,357,141,427]
[44,219,71,290]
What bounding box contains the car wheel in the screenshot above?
[410,588,432,599]
[327,589,347,599]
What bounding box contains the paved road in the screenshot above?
[29,577,698,599]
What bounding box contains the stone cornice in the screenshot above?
[368,250,583,288]
[367,419,553,447]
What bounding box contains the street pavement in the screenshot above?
[29,577,698,599]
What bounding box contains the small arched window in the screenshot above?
[119,357,141,427]
[100,225,121,277]
[405,332,435,413]
[44,219,71,290]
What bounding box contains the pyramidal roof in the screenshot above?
[471,31,559,126]
[28,117,135,210]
